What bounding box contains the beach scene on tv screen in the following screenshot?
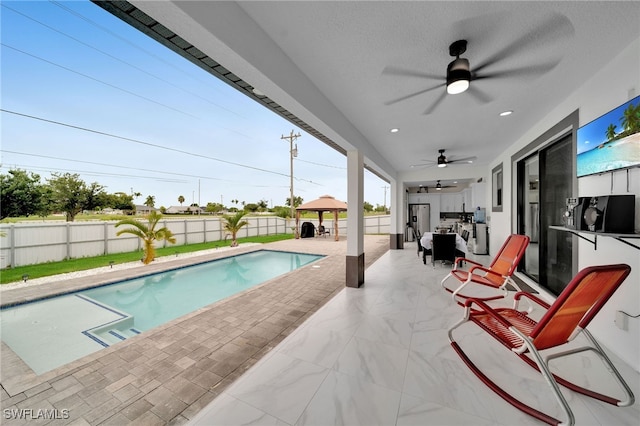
[577,96,640,177]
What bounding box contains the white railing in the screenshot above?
[0,215,390,268]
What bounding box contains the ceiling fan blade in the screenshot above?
[384,83,444,106]
[410,162,439,170]
[473,13,573,74]
[423,90,447,115]
[466,85,493,105]
[382,65,443,81]
[474,61,560,80]
[448,156,478,164]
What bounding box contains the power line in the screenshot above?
[0,110,321,185]
[1,43,199,119]
[0,149,293,188]
[0,163,291,190]
[2,3,247,122]
[49,0,201,83]
[1,163,189,184]
[296,158,346,169]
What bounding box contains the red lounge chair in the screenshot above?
[448,264,634,426]
[441,234,529,304]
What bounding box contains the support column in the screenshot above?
[346,150,364,288]
[389,178,405,249]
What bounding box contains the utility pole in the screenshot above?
[382,185,389,210]
[281,130,301,218]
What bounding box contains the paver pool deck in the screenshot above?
[0,235,390,425]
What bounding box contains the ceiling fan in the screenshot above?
[411,149,477,168]
[418,180,456,192]
[383,13,572,115]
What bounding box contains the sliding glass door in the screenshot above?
[517,134,573,295]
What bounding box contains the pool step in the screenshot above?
[93,327,141,346]
[84,314,140,347]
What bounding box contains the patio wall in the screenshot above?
[0,215,390,268]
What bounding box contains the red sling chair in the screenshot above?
[448,264,634,425]
[441,234,530,304]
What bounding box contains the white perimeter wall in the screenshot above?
[0,215,391,269]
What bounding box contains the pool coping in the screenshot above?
[0,235,390,425]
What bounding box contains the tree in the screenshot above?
[105,192,135,211]
[222,211,249,247]
[178,195,185,206]
[205,202,224,214]
[285,196,303,208]
[115,211,176,264]
[620,102,640,134]
[363,201,374,212]
[144,195,155,208]
[257,199,268,212]
[605,124,617,141]
[0,169,49,219]
[244,203,259,212]
[48,172,104,222]
[85,182,109,211]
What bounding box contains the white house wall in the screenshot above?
[489,37,640,370]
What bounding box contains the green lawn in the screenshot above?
[0,234,294,285]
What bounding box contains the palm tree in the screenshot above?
[144,195,155,208]
[605,124,617,141]
[116,211,176,264]
[620,103,640,134]
[178,195,185,206]
[222,211,249,247]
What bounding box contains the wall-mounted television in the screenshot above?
[577,95,640,178]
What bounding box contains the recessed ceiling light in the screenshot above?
[499,110,513,117]
[390,128,399,133]
[252,88,266,96]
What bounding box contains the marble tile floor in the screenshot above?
[191,245,640,425]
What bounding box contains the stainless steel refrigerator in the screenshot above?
[409,204,431,237]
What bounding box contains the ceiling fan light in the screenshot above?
[437,154,447,167]
[436,182,442,190]
[446,58,470,95]
[446,74,470,94]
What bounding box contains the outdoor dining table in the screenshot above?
[420,232,468,254]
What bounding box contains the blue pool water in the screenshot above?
[0,250,322,374]
[82,250,322,331]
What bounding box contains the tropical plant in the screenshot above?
[144,195,155,207]
[178,195,185,205]
[115,211,176,264]
[285,196,304,208]
[257,199,268,211]
[620,102,640,134]
[222,211,249,247]
[605,123,617,141]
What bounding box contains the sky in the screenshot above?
[0,1,388,210]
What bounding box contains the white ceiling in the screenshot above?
[130,1,640,188]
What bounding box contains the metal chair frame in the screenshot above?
[448,264,634,426]
[441,234,530,304]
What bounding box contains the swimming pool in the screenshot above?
[0,250,323,375]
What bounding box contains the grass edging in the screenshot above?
[1,234,294,284]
